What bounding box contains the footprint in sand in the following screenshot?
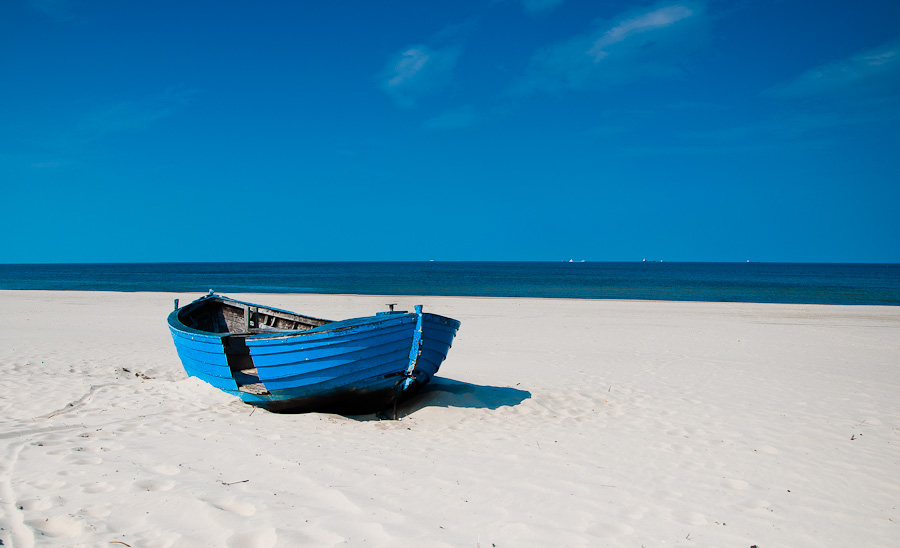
[733,497,771,511]
[131,530,180,548]
[669,443,693,455]
[29,478,66,490]
[722,478,749,490]
[134,479,175,491]
[17,498,52,511]
[621,505,649,520]
[58,469,87,477]
[672,510,707,525]
[207,497,257,517]
[31,439,65,447]
[25,515,83,538]
[679,460,701,471]
[70,456,103,466]
[586,522,634,538]
[226,528,277,548]
[82,481,115,493]
[148,464,181,476]
[80,505,111,517]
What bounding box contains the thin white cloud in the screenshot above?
[424,106,478,130]
[588,5,694,60]
[516,2,706,93]
[756,39,900,139]
[77,87,198,142]
[380,44,461,107]
[670,103,900,157]
[766,40,900,99]
[2,88,197,169]
[385,47,430,88]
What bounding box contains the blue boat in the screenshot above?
[167,292,461,414]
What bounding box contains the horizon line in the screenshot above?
[2,260,899,266]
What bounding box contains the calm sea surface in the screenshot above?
[0,262,898,305]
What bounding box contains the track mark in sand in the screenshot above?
[35,383,116,421]
[134,478,176,491]
[226,528,277,548]
[0,442,36,548]
[206,497,258,516]
[0,424,82,441]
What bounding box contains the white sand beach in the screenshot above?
[1,290,898,548]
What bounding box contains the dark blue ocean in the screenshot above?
[0,262,898,305]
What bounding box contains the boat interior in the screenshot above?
[180,297,330,335]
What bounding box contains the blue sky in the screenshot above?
[2,0,898,263]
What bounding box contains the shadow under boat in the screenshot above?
[339,377,532,420]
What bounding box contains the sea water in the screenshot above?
[0,262,897,305]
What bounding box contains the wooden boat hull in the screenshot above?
[167,294,460,414]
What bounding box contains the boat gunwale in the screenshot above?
[168,294,458,341]
[166,294,327,337]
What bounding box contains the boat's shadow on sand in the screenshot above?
[341,378,531,421]
[394,377,531,416]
